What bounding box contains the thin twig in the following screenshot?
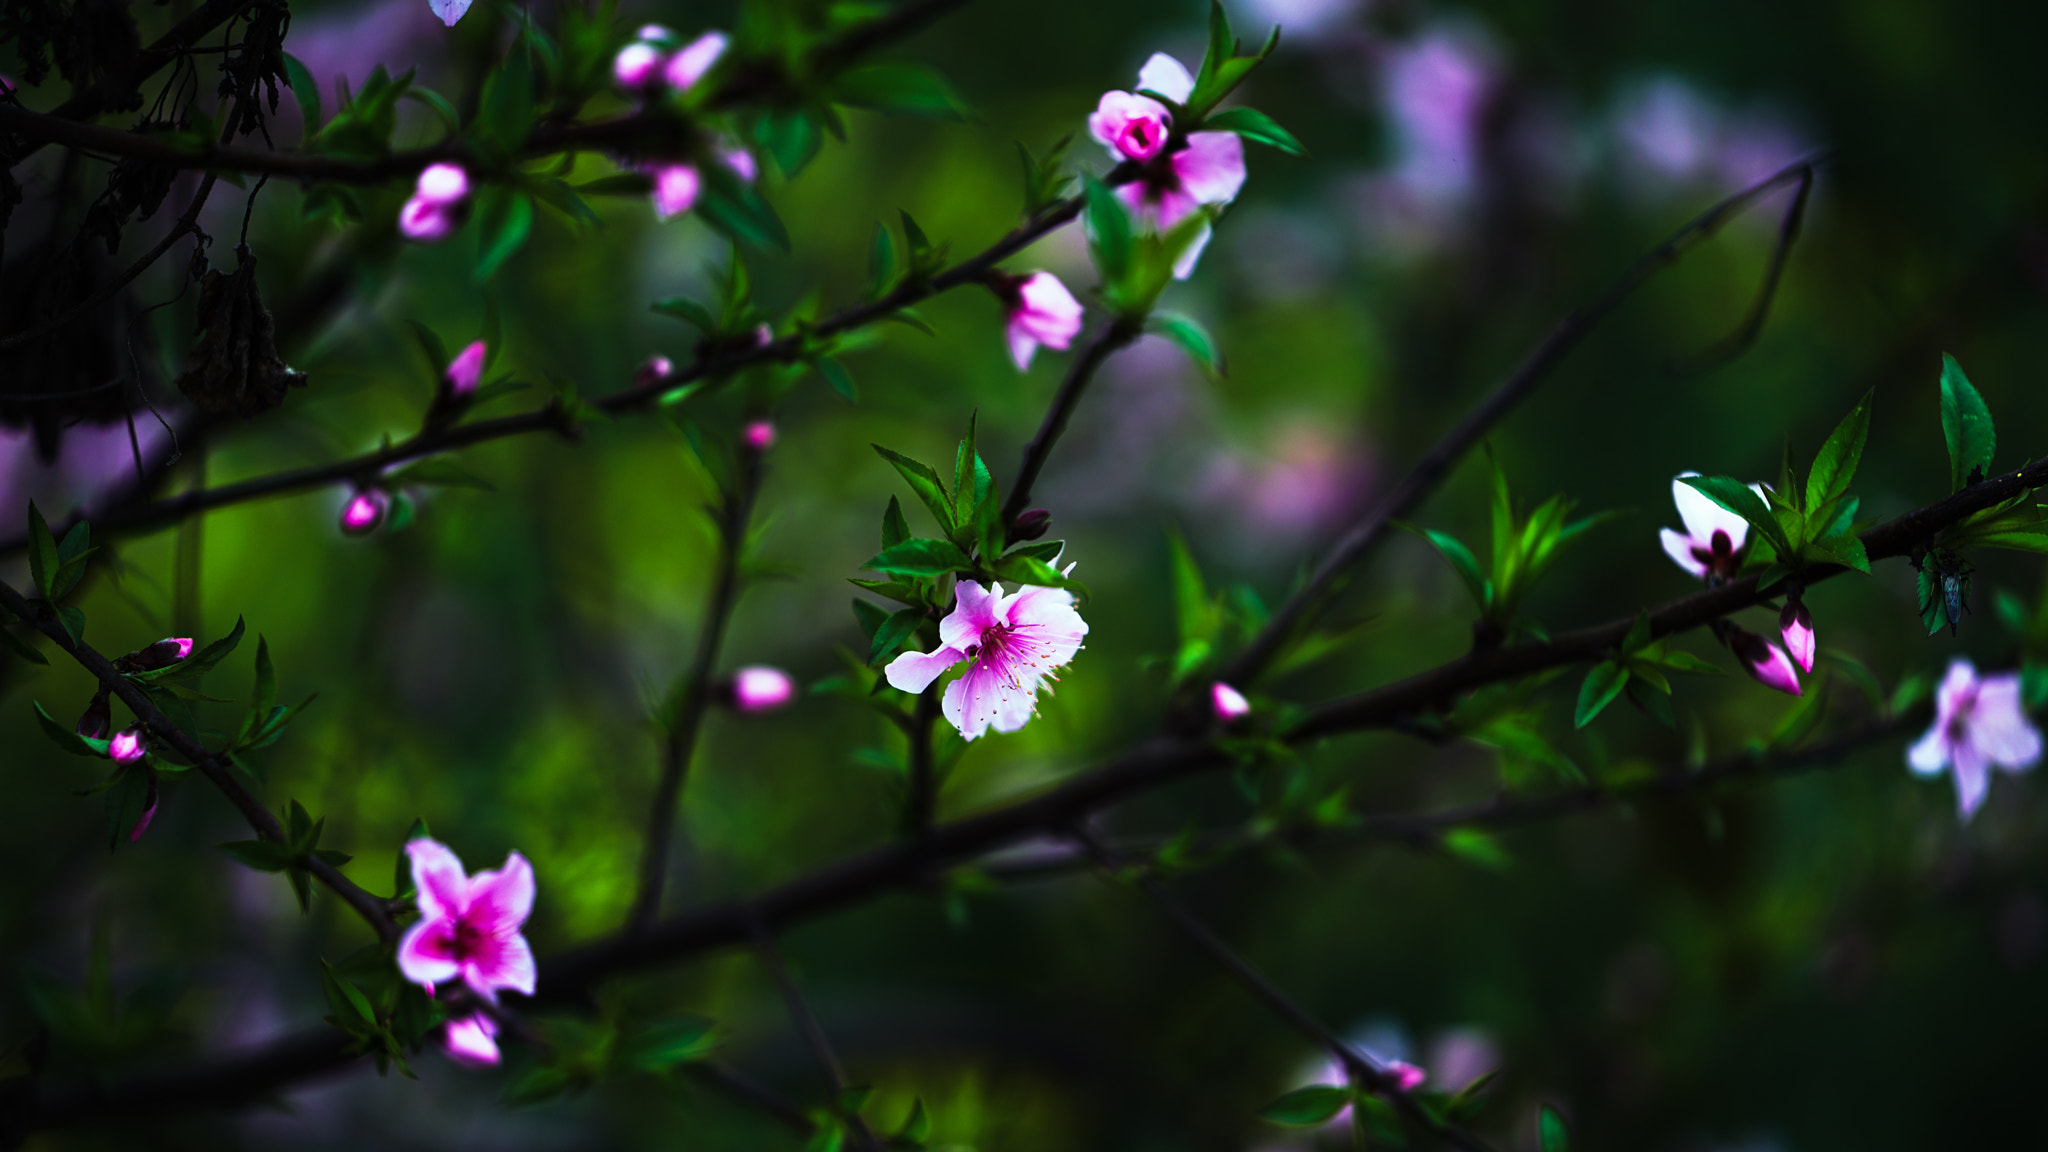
[747,912,880,1151]
[1224,155,1829,686]
[627,435,767,931]
[1000,318,1142,525]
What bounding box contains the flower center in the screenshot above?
[1947,688,1979,742]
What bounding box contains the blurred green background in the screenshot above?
[7,0,2048,1148]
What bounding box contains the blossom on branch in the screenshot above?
[340,489,390,536]
[442,1012,502,1066]
[884,581,1089,740]
[1725,625,1801,696]
[399,163,471,243]
[1660,471,1765,580]
[1212,682,1252,722]
[109,727,146,763]
[992,272,1084,370]
[1089,90,1173,163]
[730,666,796,713]
[1088,53,1247,280]
[1908,659,2042,820]
[1780,594,1815,674]
[446,341,486,396]
[397,837,537,1006]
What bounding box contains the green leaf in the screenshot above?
[1148,312,1224,378]
[1574,662,1630,728]
[1442,827,1512,871]
[1678,475,1790,559]
[1201,106,1307,156]
[1258,1085,1352,1127]
[475,191,536,281]
[893,1098,931,1146]
[1939,353,1996,492]
[882,497,910,549]
[869,607,924,665]
[619,1016,719,1071]
[652,295,717,332]
[1539,1105,1571,1152]
[1808,534,1871,573]
[753,107,823,178]
[26,501,57,600]
[1805,389,1871,520]
[697,166,790,252]
[33,701,109,757]
[868,222,898,298]
[1082,176,1132,286]
[281,52,323,135]
[872,445,955,534]
[815,356,858,402]
[864,538,971,578]
[1399,523,1490,612]
[217,839,294,873]
[0,623,48,664]
[834,64,966,120]
[476,51,535,154]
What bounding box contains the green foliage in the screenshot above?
[1939,353,1996,492]
[1182,0,1283,123]
[218,800,350,913]
[1201,106,1308,156]
[1258,1084,1352,1127]
[1540,1105,1572,1152]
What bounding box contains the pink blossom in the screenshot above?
[1089,91,1174,163]
[663,31,727,91]
[613,42,665,89]
[1660,472,1766,580]
[1002,272,1085,371]
[1116,131,1246,280]
[109,727,146,763]
[1780,597,1815,674]
[635,355,675,388]
[399,163,470,243]
[743,421,777,451]
[731,666,796,713]
[1212,682,1251,722]
[1387,1060,1426,1092]
[414,163,470,205]
[723,147,759,184]
[884,581,1089,741]
[651,165,702,220]
[636,24,676,42]
[398,197,459,243]
[341,490,390,535]
[426,0,471,28]
[441,1012,501,1065]
[1727,627,1801,696]
[446,340,486,395]
[1134,52,1196,104]
[397,838,537,1002]
[1908,659,2042,820]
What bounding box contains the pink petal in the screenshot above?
[1135,52,1196,104]
[1388,1060,1427,1092]
[1007,326,1039,372]
[446,340,486,395]
[1972,675,2042,770]
[1744,642,1802,696]
[721,146,758,184]
[1171,221,1213,280]
[1087,91,1172,163]
[614,42,664,89]
[732,665,795,712]
[341,490,390,535]
[1173,132,1247,207]
[466,852,535,937]
[397,918,463,989]
[651,165,701,219]
[441,1013,501,1066]
[1906,725,1951,777]
[1211,682,1251,721]
[1014,272,1084,347]
[939,581,1005,651]
[108,728,146,763]
[1780,615,1815,674]
[414,163,471,205]
[1935,659,1979,722]
[664,31,728,90]
[464,931,537,997]
[1952,741,1992,820]
[944,662,1031,741]
[1659,528,1709,578]
[427,0,473,28]
[398,198,455,243]
[408,838,472,922]
[884,646,966,694]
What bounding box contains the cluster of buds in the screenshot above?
[399,163,472,244]
[1662,473,1816,695]
[612,26,728,96]
[75,637,192,843]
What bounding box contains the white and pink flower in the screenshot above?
[731,666,796,713]
[1088,52,1248,279]
[664,31,728,91]
[1908,659,2042,820]
[397,838,536,1066]
[1779,596,1815,674]
[1211,682,1252,723]
[999,272,1085,371]
[1660,472,1766,581]
[399,163,471,243]
[884,581,1089,741]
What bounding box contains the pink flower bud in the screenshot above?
[398,198,457,243]
[650,164,702,220]
[613,41,665,89]
[341,489,390,536]
[635,24,676,43]
[731,666,796,713]
[753,323,774,348]
[1779,597,1815,674]
[743,421,776,451]
[1088,90,1174,163]
[721,145,758,184]
[1001,272,1084,371]
[635,355,675,388]
[109,727,146,763]
[1008,508,1052,542]
[1211,682,1252,722]
[128,636,195,671]
[1387,1060,1427,1092]
[400,164,472,243]
[663,31,727,91]
[441,1011,502,1066]
[1727,627,1801,696]
[413,163,470,206]
[446,340,486,396]
[168,637,195,660]
[76,691,111,740]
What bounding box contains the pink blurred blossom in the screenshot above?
[340,490,390,536]
[885,580,1089,741]
[426,0,472,28]
[109,727,146,763]
[441,1011,501,1065]
[1200,419,1370,545]
[398,838,537,1005]
[1909,659,2042,820]
[731,666,796,713]
[399,163,470,243]
[613,42,665,90]
[1001,272,1085,371]
[743,421,777,451]
[1212,682,1251,722]
[664,32,728,91]
[445,340,485,395]
[651,165,702,220]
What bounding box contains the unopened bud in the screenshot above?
[109,726,147,763]
[1009,508,1052,543]
[131,637,195,671]
[1727,626,1802,697]
[1210,682,1251,723]
[743,420,776,451]
[76,690,112,740]
[1779,596,1816,674]
[728,666,796,713]
[341,489,390,536]
[634,355,675,388]
[445,340,486,396]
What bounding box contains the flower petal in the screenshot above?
[1171,221,1213,280]
[939,581,1005,651]
[408,838,471,922]
[664,31,728,90]
[1906,726,1951,777]
[397,919,463,989]
[441,1013,501,1066]
[466,852,535,938]
[1174,132,1247,207]
[1007,326,1039,372]
[446,341,486,395]
[465,931,537,997]
[1972,674,2042,770]
[1670,472,1748,549]
[1659,528,1709,578]
[884,645,966,694]
[1744,641,1802,696]
[1953,741,1992,820]
[427,0,473,28]
[1136,52,1196,104]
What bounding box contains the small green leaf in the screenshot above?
[1442,827,1512,871]
[1808,534,1871,573]
[814,356,858,402]
[1148,312,1224,378]
[33,701,110,757]
[475,191,536,281]
[882,497,911,549]
[1399,523,1489,612]
[834,63,966,120]
[281,52,323,135]
[868,222,898,297]
[1939,353,1996,492]
[1574,662,1630,728]
[1201,106,1307,156]
[697,166,790,252]
[871,445,955,534]
[1082,176,1132,285]
[1258,1085,1352,1127]
[1805,389,1871,521]
[619,1016,719,1071]
[1539,1105,1571,1152]
[869,606,924,665]
[863,538,971,578]
[26,501,58,600]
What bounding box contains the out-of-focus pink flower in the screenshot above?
[613,42,665,89]
[109,727,146,763]
[636,24,675,42]
[722,145,759,183]
[1089,91,1174,163]
[1780,597,1815,674]
[1116,131,1246,279]
[743,421,777,451]
[885,580,1089,741]
[1660,472,1765,580]
[426,0,472,28]
[1386,1060,1426,1092]
[397,838,537,1001]
[1727,627,1801,697]
[399,163,471,243]
[650,165,702,219]
[731,666,795,713]
[1000,272,1084,371]
[1135,52,1196,103]
[441,1011,501,1066]
[664,31,727,91]
[635,355,675,388]
[341,490,390,535]
[1212,682,1251,722]
[446,340,486,395]
[1909,659,2042,820]
[129,781,158,843]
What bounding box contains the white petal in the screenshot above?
[1671,473,1749,551]
[1906,726,1951,776]
[1135,52,1196,104]
[1659,528,1708,578]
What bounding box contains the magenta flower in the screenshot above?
[442,1011,502,1066]
[1908,659,2042,820]
[341,489,390,535]
[1000,272,1085,371]
[883,580,1089,741]
[399,163,471,243]
[1086,52,1247,281]
[426,0,471,28]
[1726,626,1801,696]
[1211,682,1251,722]
[1387,1060,1426,1092]
[743,421,777,451]
[1780,596,1815,674]
[650,165,702,220]
[663,31,728,91]
[397,838,537,1002]
[1660,472,1766,580]
[109,727,145,763]
[446,340,485,396]
[1089,90,1174,163]
[731,666,796,713]
[721,145,759,184]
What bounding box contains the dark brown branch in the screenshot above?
[1666,163,1815,375]
[1224,155,1829,686]
[1000,318,1143,525]
[904,687,942,839]
[1072,830,1498,1152]
[627,436,767,931]
[747,914,879,1151]
[0,580,396,940]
